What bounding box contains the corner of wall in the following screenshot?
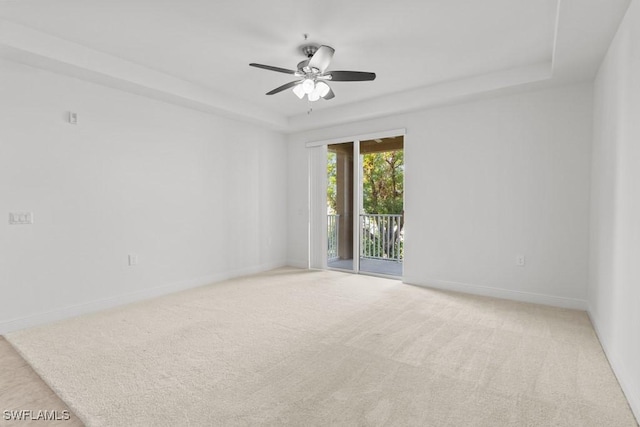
[404,277,588,310]
[587,308,640,423]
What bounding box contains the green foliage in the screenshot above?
[327,152,337,213]
[326,148,404,260]
[362,150,404,214]
[327,149,404,214]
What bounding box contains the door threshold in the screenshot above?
[325,267,403,281]
[359,271,403,280]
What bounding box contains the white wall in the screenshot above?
[0,59,287,333]
[590,0,640,419]
[288,83,593,308]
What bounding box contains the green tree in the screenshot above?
[327,151,337,213]
[326,148,404,260]
[361,150,404,260]
[362,150,404,214]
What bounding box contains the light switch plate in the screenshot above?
[9,212,34,225]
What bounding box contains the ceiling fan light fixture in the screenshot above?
[292,84,305,99]
[302,78,315,94]
[250,44,376,102]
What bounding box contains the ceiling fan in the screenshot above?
[249,44,376,102]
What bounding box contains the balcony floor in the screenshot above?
[327,258,403,277]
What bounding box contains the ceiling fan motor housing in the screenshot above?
[300,44,319,58]
[299,44,320,74]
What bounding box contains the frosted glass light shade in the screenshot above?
[302,78,315,94]
[307,81,330,102]
[292,84,305,99]
[316,81,330,98]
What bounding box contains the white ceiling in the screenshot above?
[0,0,631,131]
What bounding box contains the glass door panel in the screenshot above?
[358,137,404,277]
[327,142,355,272]
[324,136,404,278]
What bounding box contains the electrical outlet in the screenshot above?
[516,255,526,267]
[9,212,34,225]
[128,254,138,266]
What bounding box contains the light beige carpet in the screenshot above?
[6,268,638,426]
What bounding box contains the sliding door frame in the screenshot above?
[306,128,406,273]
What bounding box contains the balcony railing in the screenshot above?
[327,214,340,261]
[360,214,404,262]
[327,213,404,263]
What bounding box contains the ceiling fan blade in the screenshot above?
[308,45,335,73]
[266,80,301,95]
[326,71,376,81]
[249,63,296,74]
[323,87,335,100]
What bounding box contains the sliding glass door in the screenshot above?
[327,142,355,271]
[322,136,404,277]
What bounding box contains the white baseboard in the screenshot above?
[403,276,588,310]
[588,310,640,424]
[286,259,309,269]
[0,261,287,335]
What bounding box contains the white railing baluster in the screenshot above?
[327,214,340,261]
[355,213,404,263]
[390,216,394,259]
[386,217,390,259]
[390,215,394,260]
[329,213,403,263]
